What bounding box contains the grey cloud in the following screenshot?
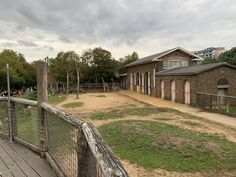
[16,25,26,32]
[0,0,236,60]
[0,42,16,47]
[17,40,38,47]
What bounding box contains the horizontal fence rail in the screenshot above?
[57,83,120,93]
[0,96,129,177]
[196,92,236,117]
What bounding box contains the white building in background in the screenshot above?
[193,47,225,60]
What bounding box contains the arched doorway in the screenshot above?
[144,72,148,95]
[184,80,190,104]
[171,80,176,101]
[160,80,164,99]
[217,78,229,105]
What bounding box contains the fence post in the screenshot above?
[226,97,230,113]
[210,95,213,110]
[37,61,48,158]
[6,64,13,143]
[77,125,89,177]
[11,102,17,137]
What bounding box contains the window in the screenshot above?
[163,60,188,69]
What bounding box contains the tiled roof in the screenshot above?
[156,62,236,76]
[125,47,202,68]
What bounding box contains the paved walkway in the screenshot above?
[0,137,56,177]
[120,90,236,129]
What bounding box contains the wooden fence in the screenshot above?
[196,92,236,117]
[57,83,120,93]
[0,61,129,177]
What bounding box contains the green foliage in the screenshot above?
[48,94,67,104]
[219,47,236,65]
[119,52,139,74]
[62,102,84,108]
[202,58,218,64]
[51,47,120,85]
[0,49,36,91]
[20,91,37,100]
[99,120,236,171]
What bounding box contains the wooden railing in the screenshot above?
[196,92,236,117]
[58,83,120,93]
[0,61,129,177]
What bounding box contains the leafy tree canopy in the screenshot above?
[118,51,139,74]
[219,47,236,65]
[0,49,36,91]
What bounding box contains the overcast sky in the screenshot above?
[0,0,235,62]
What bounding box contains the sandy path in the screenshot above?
[56,92,143,114]
[120,90,236,129]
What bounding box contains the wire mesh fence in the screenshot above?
[47,112,78,177]
[196,92,236,117]
[0,100,8,134]
[0,97,129,177]
[14,103,40,146]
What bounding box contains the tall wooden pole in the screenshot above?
[6,64,13,143]
[37,61,48,157]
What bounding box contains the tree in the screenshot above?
[69,52,81,99]
[219,47,236,65]
[53,52,74,94]
[81,47,120,83]
[202,58,218,64]
[119,51,139,74]
[0,49,36,91]
[91,47,119,82]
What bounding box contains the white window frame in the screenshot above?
[163,60,188,70]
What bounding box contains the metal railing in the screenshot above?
[196,92,236,117]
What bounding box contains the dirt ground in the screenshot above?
[56,92,236,177]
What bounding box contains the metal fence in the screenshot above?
[47,112,78,177]
[196,92,236,117]
[0,97,129,177]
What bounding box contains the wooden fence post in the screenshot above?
[210,95,213,110]
[226,97,230,113]
[37,61,48,158]
[77,125,89,177]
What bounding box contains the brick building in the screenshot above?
[121,47,236,105]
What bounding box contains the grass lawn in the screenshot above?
[0,101,8,134]
[181,121,202,127]
[99,120,236,172]
[15,104,40,146]
[62,102,84,108]
[90,106,168,120]
[48,94,67,104]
